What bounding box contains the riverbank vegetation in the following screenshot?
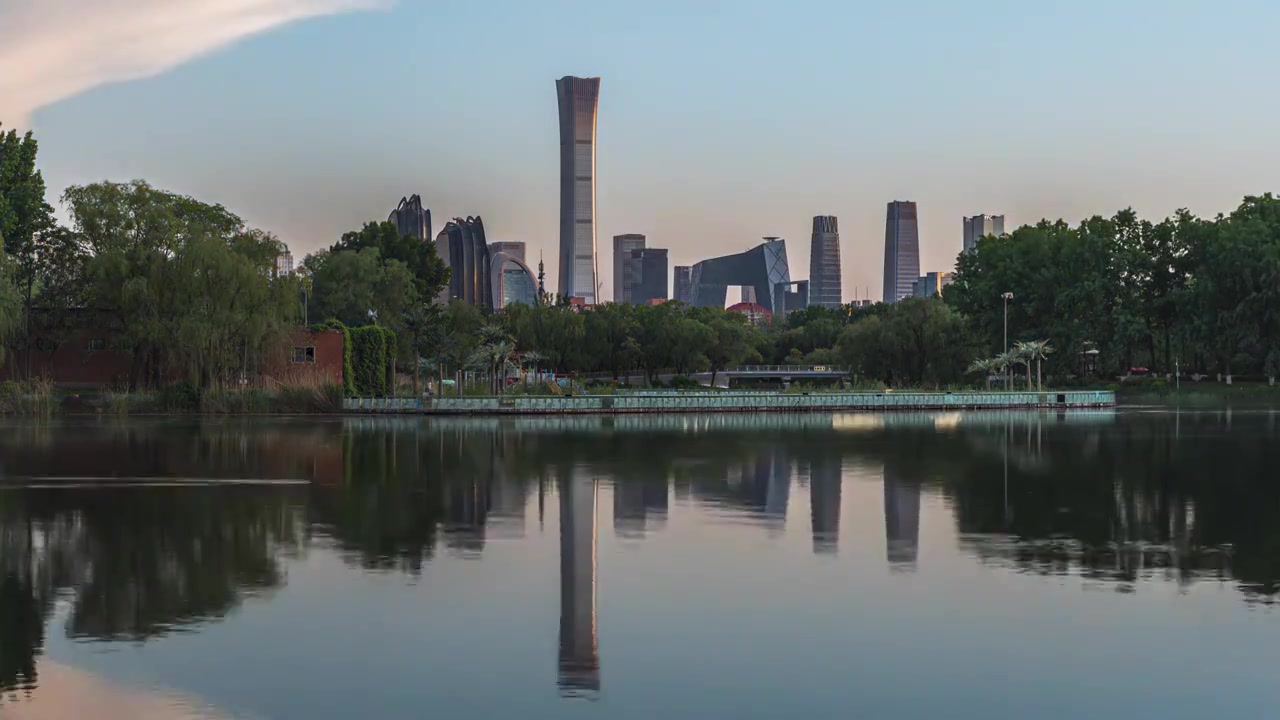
[9,122,1280,403]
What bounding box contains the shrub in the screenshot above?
[160,382,202,412]
[351,326,387,396]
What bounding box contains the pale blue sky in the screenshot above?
[10,0,1280,300]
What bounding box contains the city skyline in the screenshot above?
[8,1,1280,303]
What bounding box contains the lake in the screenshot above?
[1,409,1278,719]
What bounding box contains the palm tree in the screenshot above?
[996,350,1022,390]
[1017,340,1055,391]
[967,358,999,389]
[520,350,545,389]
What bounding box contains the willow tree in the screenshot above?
[62,181,298,389]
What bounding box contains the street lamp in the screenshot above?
[1001,292,1014,388]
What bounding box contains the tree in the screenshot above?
[1,125,57,375]
[1018,340,1054,390]
[304,248,383,328]
[62,180,297,389]
[967,358,999,390]
[0,249,19,361]
[699,309,760,387]
[330,220,449,301]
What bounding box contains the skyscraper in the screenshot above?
[963,214,1005,253]
[434,217,492,308]
[557,76,601,304]
[388,194,431,241]
[612,234,645,303]
[883,201,921,304]
[630,248,669,304]
[808,216,842,309]
[489,241,526,263]
[673,266,692,304]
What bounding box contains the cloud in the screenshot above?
[0,0,387,127]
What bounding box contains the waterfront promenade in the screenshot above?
[343,390,1115,415]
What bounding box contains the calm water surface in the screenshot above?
[1,409,1278,719]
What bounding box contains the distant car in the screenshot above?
[1129,366,1150,375]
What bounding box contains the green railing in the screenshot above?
[343,390,1115,414]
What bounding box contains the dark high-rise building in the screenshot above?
[434,217,492,308]
[689,239,791,315]
[559,468,600,696]
[806,455,842,555]
[673,266,693,304]
[389,194,431,241]
[612,234,645,303]
[884,466,921,571]
[489,241,526,263]
[557,76,601,304]
[772,280,809,321]
[808,216,842,309]
[883,201,921,304]
[630,248,668,304]
[963,214,1005,254]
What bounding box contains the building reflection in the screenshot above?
[883,463,921,571]
[612,477,669,539]
[558,467,600,697]
[804,456,842,554]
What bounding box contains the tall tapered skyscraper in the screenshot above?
[809,216,842,309]
[883,201,920,304]
[557,76,601,304]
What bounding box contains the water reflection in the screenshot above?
[884,465,922,570]
[0,484,302,697]
[5,408,1280,704]
[805,454,842,554]
[558,467,599,697]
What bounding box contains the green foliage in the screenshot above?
[350,326,389,396]
[313,319,356,396]
[947,197,1280,380]
[836,298,976,387]
[0,380,54,416]
[329,220,450,300]
[0,248,19,356]
[61,180,297,389]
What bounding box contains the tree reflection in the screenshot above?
[5,409,1280,701]
[0,486,303,697]
[937,412,1280,602]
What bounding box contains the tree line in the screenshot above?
[9,120,1280,391]
[948,197,1280,381]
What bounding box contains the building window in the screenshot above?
[86,338,106,351]
[291,346,316,364]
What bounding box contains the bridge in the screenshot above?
[708,365,850,387]
[579,365,850,388]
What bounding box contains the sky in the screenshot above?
[4,0,1280,302]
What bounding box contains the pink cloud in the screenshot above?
[0,0,388,127]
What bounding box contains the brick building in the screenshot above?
[2,310,343,388]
